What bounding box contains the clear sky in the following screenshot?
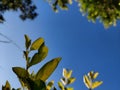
[0,1,120,90]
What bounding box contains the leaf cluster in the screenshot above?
[58,68,76,90]
[83,71,103,90]
[2,35,103,90]
[49,0,72,12]
[2,34,61,90]
[47,0,120,28]
[78,0,120,28]
[0,0,37,22]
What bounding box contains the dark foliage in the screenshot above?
[0,0,37,23]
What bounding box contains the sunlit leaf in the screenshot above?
[93,72,99,79]
[2,81,11,90]
[28,45,48,68]
[30,37,44,50]
[63,68,72,79]
[12,67,29,78]
[24,34,31,49]
[83,75,91,89]
[67,77,76,85]
[88,71,99,79]
[58,81,64,90]
[36,57,61,81]
[92,81,103,89]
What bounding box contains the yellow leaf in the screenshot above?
[83,75,91,89]
[63,68,67,78]
[93,72,99,79]
[67,70,72,78]
[3,81,11,89]
[67,77,76,85]
[58,81,64,90]
[66,87,73,90]
[30,37,44,50]
[88,71,99,79]
[92,81,103,89]
[29,45,48,67]
[63,68,72,79]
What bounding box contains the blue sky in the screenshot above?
[0,0,120,90]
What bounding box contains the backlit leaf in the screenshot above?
[67,77,76,85]
[93,72,99,79]
[12,67,28,78]
[30,37,44,50]
[58,81,64,90]
[63,68,72,79]
[2,81,11,90]
[83,75,91,89]
[88,71,99,79]
[92,81,103,89]
[24,34,31,49]
[29,45,48,68]
[36,57,61,81]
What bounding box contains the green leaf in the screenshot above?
[58,81,64,90]
[23,51,29,61]
[24,34,31,49]
[18,78,29,89]
[30,37,44,50]
[2,81,11,90]
[36,57,62,81]
[67,77,76,85]
[12,67,29,78]
[26,78,46,90]
[28,45,48,68]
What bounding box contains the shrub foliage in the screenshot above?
[2,35,103,90]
